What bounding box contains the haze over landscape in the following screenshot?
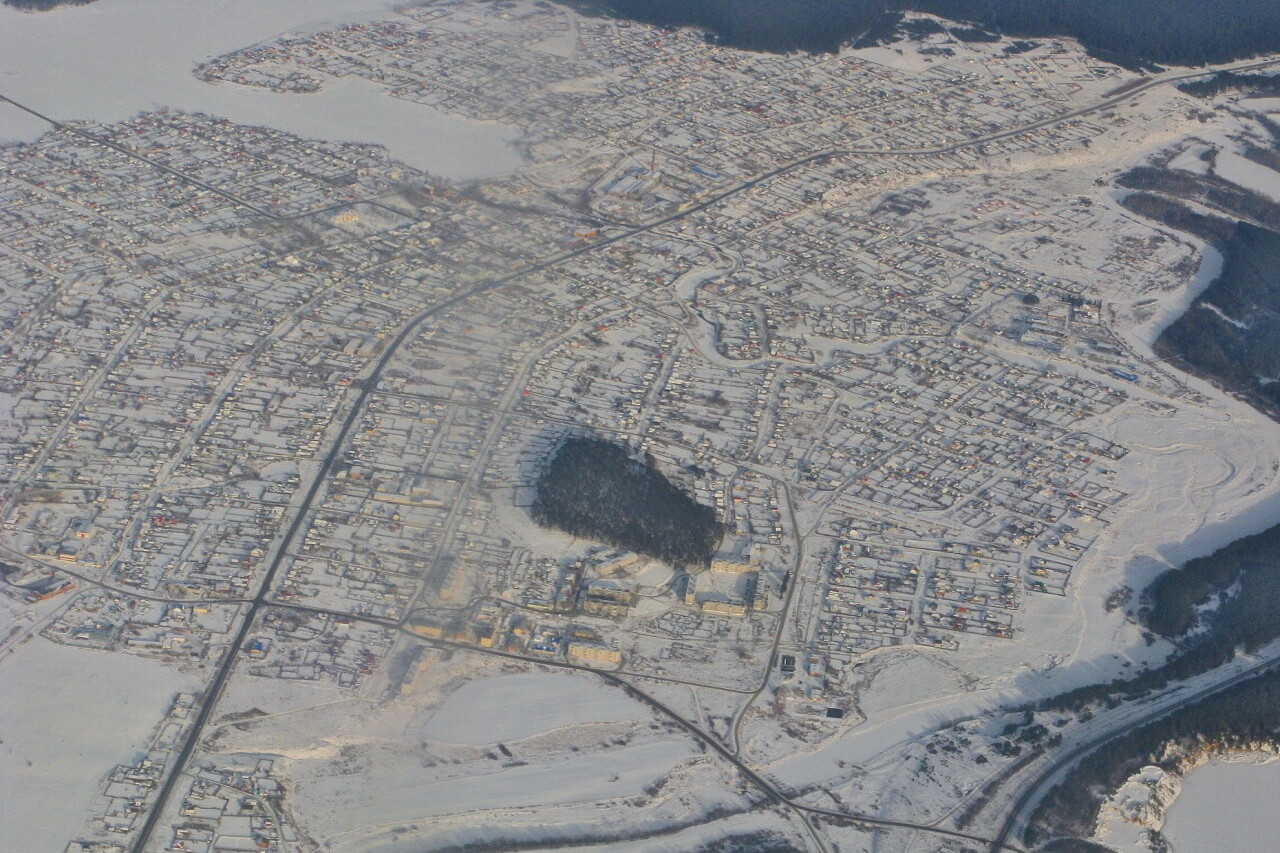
[5,1,1280,852]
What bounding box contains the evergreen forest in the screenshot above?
[1029,667,1280,843]
[530,437,723,567]
[562,0,1280,68]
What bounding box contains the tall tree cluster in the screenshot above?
[530,437,723,568]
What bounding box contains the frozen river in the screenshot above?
[1162,756,1280,851]
[0,0,523,180]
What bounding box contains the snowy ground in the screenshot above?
[0,637,200,853]
[193,650,750,852]
[422,671,652,744]
[0,0,522,179]
[1117,237,1224,352]
[1214,151,1280,204]
[1162,756,1280,852]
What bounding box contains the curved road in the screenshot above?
[411,634,1024,850]
[988,655,1280,852]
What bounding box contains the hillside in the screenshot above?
[561,0,1280,67]
[1155,222,1280,419]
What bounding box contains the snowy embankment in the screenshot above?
[1093,748,1280,852]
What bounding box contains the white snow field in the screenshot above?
[1215,151,1280,204]
[422,672,653,745]
[1162,757,1280,851]
[0,0,522,180]
[0,637,199,853]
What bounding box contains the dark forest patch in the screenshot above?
[530,436,723,567]
[1155,222,1280,418]
[559,0,1280,67]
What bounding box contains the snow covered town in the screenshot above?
[5,0,1280,851]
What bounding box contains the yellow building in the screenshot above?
[710,559,756,574]
[700,600,747,617]
[567,643,623,666]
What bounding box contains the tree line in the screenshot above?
[2,0,97,9]
[1028,667,1280,844]
[1036,520,1280,714]
[1178,70,1280,99]
[1155,221,1280,419]
[560,0,1280,68]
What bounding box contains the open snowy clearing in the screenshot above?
[0,638,199,853]
[1162,756,1280,851]
[288,736,699,847]
[422,671,653,745]
[1215,151,1280,204]
[363,739,688,815]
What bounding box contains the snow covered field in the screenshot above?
[1162,757,1280,851]
[422,672,653,744]
[193,654,733,852]
[295,737,697,832]
[1215,151,1280,204]
[0,0,522,179]
[0,638,199,852]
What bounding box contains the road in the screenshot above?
[397,631,1024,851]
[3,47,1277,853]
[843,55,1280,158]
[988,654,1280,851]
[0,94,285,222]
